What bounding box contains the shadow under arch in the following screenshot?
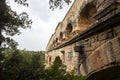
[54,56,62,65]
[86,65,120,80]
[49,56,52,65]
[65,23,73,38]
[55,38,58,43]
[59,32,63,40]
[78,2,97,31]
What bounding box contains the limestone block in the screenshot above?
[88,47,108,72]
[99,32,106,41]
[111,37,120,62]
[80,63,87,76]
[114,25,120,37]
[104,41,116,63]
[84,52,92,58]
[84,43,93,51]
[91,42,100,50]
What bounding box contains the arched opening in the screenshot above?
[54,56,62,65]
[60,32,63,40]
[81,3,97,19]
[78,3,97,31]
[49,56,52,65]
[56,38,58,43]
[59,32,64,43]
[65,23,73,38]
[87,66,120,80]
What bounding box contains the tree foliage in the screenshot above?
[45,56,86,80]
[49,0,72,10]
[14,0,29,6]
[0,49,45,80]
[0,0,32,50]
[0,49,86,80]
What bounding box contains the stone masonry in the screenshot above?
[45,0,120,80]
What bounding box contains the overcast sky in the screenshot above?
[9,0,73,51]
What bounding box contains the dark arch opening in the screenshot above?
[60,32,63,40]
[86,66,120,80]
[65,23,73,37]
[54,56,62,65]
[56,38,58,43]
[49,56,52,64]
[80,3,97,19]
[78,3,97,30]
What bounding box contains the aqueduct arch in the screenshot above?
[78,2,97,31]
[59,32,63,41]
[60,32,63,39]
[54,56,62,65]
[65,23,73,38]
[46,0,120,80]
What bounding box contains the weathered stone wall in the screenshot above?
[76,25,120,75]
[46,0,120,79]
[84,25,120,80]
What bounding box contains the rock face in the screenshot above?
[45,0,120,80]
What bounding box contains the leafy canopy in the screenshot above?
[0,0,32,50]
[49,0,72,10]
[1,49,45,80]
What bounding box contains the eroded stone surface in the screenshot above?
[45,0,120,80]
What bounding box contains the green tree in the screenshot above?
[45,56,86,80]
[0,0,32,78]
[49,0,72,10]
[1,49,45,80]
[0,0,32,50]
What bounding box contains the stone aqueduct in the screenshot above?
[45,0,120,80]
